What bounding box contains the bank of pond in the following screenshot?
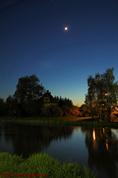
[0,123,118,178]
[0,116,118,128]
[0,152,95,178]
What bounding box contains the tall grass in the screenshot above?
[0,153,95,178]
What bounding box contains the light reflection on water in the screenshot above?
[0,123,118,178]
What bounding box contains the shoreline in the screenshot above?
[0,116,118,127]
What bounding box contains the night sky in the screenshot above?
[0,0,118,105]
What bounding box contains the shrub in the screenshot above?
[41,104,63,117]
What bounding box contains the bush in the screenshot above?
[41,104,63,117]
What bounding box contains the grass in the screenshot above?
[64,120,118,128]
[0,116,64,126]
[0,116,118,128]
[0,152,96,178]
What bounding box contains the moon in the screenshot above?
[64,26,69,32]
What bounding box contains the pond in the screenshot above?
[0,123,118,178]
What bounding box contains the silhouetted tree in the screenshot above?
[13,75,45,116]
[3,75,73,117]
[6,96,16,116]
[85,68,118,121]
[0,98,6,116]
[58,97,73,115]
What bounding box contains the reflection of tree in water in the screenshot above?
[2,124,73,157]
[84,127,118,178]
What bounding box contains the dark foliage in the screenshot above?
[85,68,118,121]
[1,75,73,117]
[0,98,6,116]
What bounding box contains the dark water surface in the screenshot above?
[0,123,118,178]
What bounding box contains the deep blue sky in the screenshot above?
[0,0,118,105]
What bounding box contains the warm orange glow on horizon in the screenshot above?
[73,99,84,107]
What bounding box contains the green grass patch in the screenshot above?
[0,152,95,178]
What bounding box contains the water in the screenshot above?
[0,123,118,178]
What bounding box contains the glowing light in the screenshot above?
[64,26,69,32]
[93,130,96,141]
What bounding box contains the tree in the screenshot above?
[58,97,73,116]
[79,104,90,117]
[85,68,118,121]
[6,95,16,116]
[14,75,45,116]
[0,98,6,116]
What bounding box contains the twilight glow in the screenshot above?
[0,0,118,106]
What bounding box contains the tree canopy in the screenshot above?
[85,68,118,121]
[14,75,45,103]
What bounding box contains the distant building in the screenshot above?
[42,90,53,105]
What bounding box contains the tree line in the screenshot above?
[0,75,73,117]
[0,68,118,120]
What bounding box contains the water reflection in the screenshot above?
[0,124,73,157]
[84,127,118,178]
[0,124,118,178]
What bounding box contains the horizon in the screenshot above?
[1,67,118,107]
[0,0,118,106]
